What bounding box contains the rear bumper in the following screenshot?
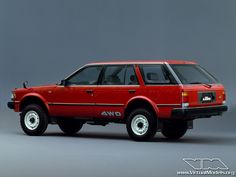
[172,105,228,119]
[7,102,15,110]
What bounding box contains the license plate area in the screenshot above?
[199,92,216,103]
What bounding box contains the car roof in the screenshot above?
[87,60,197,65]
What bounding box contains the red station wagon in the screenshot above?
[8,60,228,141]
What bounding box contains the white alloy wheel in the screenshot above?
[24,111,40,130]
[131,114,149,136]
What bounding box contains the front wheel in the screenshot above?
[20,104,48,136]
[57,118,84,135]
[161,121,187,140]
[126,108,157,141]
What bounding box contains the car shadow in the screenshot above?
[37,132,236,145]
[43,132,131,141]
[153,135,236,145]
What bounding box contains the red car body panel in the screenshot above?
[10,60,227,121]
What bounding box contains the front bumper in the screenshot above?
[172,105,228,119]
[7,102,15,110]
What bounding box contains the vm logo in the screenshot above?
[183,158,229,170]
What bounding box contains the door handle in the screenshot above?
[86,90,94,94]
[128,90,136,94]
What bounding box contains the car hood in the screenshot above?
[14,84,58,92]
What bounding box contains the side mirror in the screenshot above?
[23,81,28,88]
[60,80,67,86]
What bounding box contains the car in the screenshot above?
[8,60,228,141]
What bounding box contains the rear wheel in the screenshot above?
[20,104,48,136]
[126,108,157,141]
[57,118,84,135]
[161,121,187,140]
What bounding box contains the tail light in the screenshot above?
[222,91,226,104]
[182,91,189,108]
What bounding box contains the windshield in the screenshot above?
[170,64,218,84]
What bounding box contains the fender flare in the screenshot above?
[125,96,159,117]
[19,93,50,113]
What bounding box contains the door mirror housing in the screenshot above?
[60,79,67,86]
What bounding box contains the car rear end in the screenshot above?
[169,63,228,119]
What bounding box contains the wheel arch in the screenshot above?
[19,94,49,115]
[124,96,159,120]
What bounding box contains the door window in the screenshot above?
[101,65,138,85]
[101,65,126,85]
[67,66,102,85]
[125,65,138,85]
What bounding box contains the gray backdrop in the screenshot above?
[0,1,235,177]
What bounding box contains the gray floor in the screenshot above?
[0,110,235,177]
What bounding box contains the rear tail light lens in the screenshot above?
[222,91,226,104]
[182,91,189,108]
[182,91,189,102]
[222,91,226,101]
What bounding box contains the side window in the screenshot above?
[125,65,138,85]
[101,65,126,85]
[140,65,175,84]
[67,66,102,85]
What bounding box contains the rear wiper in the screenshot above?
[189,82,212,88]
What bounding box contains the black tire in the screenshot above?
[126,108,157,141]
[57,118,84,135]
[20,104,48,136]
[161,121,187,140]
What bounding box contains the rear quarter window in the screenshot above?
[139,64,177,85]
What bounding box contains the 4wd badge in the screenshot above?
[101,111,121,117]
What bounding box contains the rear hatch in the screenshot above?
[182,84,225,107]
[170,63,226,107]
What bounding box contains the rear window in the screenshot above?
[170,64,218,84]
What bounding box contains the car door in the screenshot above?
[49,65,103,117]
[92,65,140,119]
